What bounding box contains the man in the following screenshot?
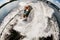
[23,5,32,21]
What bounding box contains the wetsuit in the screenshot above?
[23,6,32,18]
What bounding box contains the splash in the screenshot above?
[0,1,59,40]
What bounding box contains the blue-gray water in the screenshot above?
[0,1,19,23]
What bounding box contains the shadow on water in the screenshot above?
[5,29,26,40]
[39,35,53,40]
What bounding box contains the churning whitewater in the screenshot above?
[0,1,59,40]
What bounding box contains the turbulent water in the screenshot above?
[0,1,59,40]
